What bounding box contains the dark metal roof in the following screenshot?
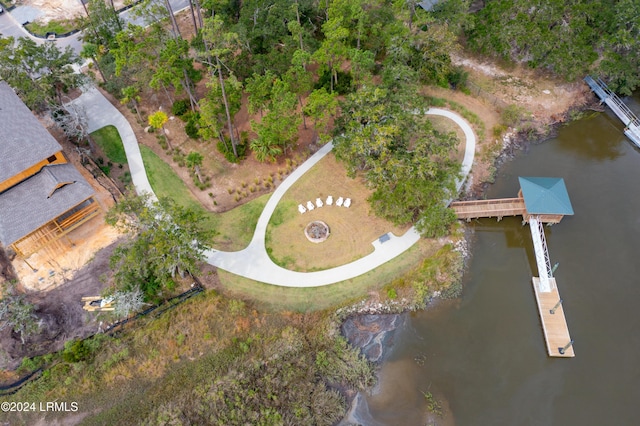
[0,81,62,184]
[0,164,95,246]
[519,177,574,215]
[418,0,441,11]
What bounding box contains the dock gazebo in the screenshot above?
[518,177,574,224]
[450,176,573,224]
[450,177,576,358]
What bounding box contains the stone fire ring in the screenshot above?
[304,220,330,243]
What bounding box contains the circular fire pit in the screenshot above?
[304,220,330,243]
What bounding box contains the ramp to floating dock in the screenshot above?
[532,277,574,357]
[584,76,640,147]
[529,216,552,292]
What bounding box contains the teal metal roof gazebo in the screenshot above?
[518,177,574,216]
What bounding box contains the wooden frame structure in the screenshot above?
[450,177,574,224]
[450,197,526,221]
[11,197,101,258]
[0,81,101,262]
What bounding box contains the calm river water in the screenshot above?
[361,94,640,425]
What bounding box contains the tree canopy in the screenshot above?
[334,82,460,237]
[457,0,640,94]
[106,194,216,301]
[0,281,39,344]
[0,37,84,111]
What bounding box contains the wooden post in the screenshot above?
[22,257,37,272]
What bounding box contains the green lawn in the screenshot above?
[139,145,266,251]
[25,19,76,36]
[210,194,268,251]
[266,155,408,271]
[137,145,441,305]
[140,145,205,213]
[91,125,127,164]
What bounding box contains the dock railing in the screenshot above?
[584,76,640,128]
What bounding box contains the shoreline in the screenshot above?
[338,75,594,425]
[472,99,595,199]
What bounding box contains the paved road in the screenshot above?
[0,0,191,55]
[69,88,477,287]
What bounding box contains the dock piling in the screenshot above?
[559,340,574,355]
[550,298,563,315]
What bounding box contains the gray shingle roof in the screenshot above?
[0,164,95,246]
[0,81,62,184]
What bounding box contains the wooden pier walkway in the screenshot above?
[451,178,576,358]
[450,198,526,220]
[584,76,640,147]
[532,277,574,357]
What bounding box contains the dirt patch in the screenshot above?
[452,53,590,122]
[424,53,591,196]
[0,238,124,370]
[17,0,128,24]
[11,212,122,291]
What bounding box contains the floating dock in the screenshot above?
[532,278,574,357]
[584,76,640,148]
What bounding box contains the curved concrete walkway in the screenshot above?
[205,107,476,287]
[70,87,155,198]
[71,88,476,287]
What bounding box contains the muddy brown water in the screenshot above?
[356,94,640,425]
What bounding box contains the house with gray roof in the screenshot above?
[0,81,101,259]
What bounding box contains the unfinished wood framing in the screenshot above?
[11,197,102,259]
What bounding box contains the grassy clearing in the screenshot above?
[427,95,486,141]
[25,19,76,36]
[91,125,127,164]
[6,291,373,425]
[140,145,207,214]
[211,194,269,251]
[139,145,265,250]
[217,238,438,312]
[266,154,408,271]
